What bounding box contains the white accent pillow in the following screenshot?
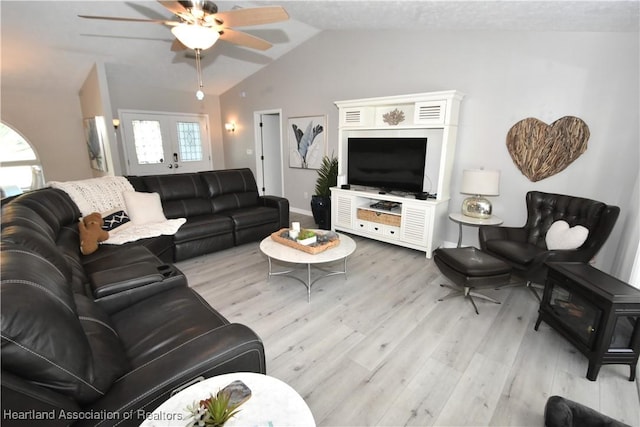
[123,191,167,224]
[545,220,589,250]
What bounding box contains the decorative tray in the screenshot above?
[270,228,340,254]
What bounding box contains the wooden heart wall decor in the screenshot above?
[506,116,590,182]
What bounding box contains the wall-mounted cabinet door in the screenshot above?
[120,110,212,176]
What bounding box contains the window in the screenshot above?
[132,120,164,165]
[0,123,45,196]
[177,121,203,162]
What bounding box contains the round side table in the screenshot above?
[140,372,315,427]
[449,212,503,247]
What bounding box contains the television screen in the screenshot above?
[347,137,427,193]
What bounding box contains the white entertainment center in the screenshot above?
[331,90,464,258]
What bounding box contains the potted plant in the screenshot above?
[311,155,338,230]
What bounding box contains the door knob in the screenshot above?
[174,163,179,169]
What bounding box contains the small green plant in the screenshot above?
[187,390,241,427]
[297,229,316,240]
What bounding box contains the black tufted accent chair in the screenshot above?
[479,191,620,297]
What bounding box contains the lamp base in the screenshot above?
[462,196,492,219]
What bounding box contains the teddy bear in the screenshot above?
[79,212,109,255]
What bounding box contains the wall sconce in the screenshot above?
[225,122,236,133]
[112,119,120,130]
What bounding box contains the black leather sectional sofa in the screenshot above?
[1,169,289,426]
[127,168,289,262]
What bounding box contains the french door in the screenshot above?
[119,110,212,175]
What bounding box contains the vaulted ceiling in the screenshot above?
[2,1,638,96]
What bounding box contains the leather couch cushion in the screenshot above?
[139,173,208,199]
[83,245,161,276]
[0,247,119,404]
[162,198,213,219]
[175,214,234,242]
[211,193,261,213]
[228,206,280,230]
[200,169,260,212]
[486,240,545,265]
[89,262,165,299]
[126,234,175,263]
[200,169,258,196]
[111,287,230,368]
[139,174,212,218]
[1,203,58,241]
[79,322,265,426]
[73,294,130,384]
[1,225,72,283]
[7,188,79,237]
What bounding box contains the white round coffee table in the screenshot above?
[139,372,315,427]
[259,231,356,302]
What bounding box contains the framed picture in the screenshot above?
[83,116,108,172]
[288,115,326,169]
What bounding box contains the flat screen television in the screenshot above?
[347,137,427,193]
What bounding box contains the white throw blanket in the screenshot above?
[101,219,186,245]
[50,176,133,216]
[49,176,186,245]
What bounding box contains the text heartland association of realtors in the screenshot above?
[2,409,187,422]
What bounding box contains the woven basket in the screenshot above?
[357,209,401,227]
[270,229,340,254]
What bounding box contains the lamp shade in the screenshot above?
[171,24,220,50]
[460,169,500,196]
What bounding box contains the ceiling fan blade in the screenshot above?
[210,6,289,27]
[219,28,272,51]
[78,15,173,24]
[157,0,189,16]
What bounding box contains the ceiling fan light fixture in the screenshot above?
[171,23,220,50]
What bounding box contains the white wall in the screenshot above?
[105,63,226,173]
[1,64,226,181]
[220,30,639,275]
[1,86,93,182]
[79,63,118,177]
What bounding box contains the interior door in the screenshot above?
[254,110,283,196]
[120,111,212,175]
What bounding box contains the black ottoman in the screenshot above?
[434,247,511,314]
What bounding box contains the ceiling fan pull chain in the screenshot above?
[195,48,205,100]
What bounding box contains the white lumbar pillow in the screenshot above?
[545,220,589,250]
[123,191,167,224]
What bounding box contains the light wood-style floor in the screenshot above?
[177,213,640,427]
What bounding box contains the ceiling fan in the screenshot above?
[79,1,289,100]
[79,0,289,52]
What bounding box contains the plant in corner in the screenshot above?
[311,155,338,230]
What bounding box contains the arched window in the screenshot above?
[0,122,45,197]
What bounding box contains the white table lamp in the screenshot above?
[460,169,500,219]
